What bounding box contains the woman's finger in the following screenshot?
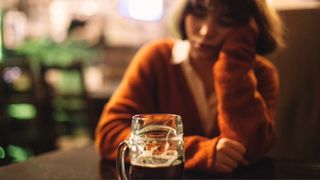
[224,138,246,155]
[220,153,238,169]
[215,163,233,174]
[224,146,244,163]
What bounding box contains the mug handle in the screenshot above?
[116,141,129,180]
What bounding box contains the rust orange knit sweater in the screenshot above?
[95,29,279,174]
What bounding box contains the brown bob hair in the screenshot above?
[170,0,285,55]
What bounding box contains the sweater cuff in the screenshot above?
[184,137,220,174]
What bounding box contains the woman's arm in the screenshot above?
[213,24,278,162]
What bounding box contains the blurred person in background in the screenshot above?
[95,0,284,174]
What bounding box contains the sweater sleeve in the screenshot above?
[184,136,220,174]
[213,25,278,162]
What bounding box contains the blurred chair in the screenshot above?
[0,57,55,165]
[39,61,92,149]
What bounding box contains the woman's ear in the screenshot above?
[249,18,259,37]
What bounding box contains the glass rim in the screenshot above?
[132,113,182,121]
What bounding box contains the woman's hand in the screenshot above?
[222,18,259,46]
[214,137,249,173]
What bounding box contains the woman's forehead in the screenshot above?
[190,0,217,10]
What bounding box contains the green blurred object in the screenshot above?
[15,38,96,67]
[53,97,86,111]
[7,103,37,120]
[54,110,69,123]
[0,147,5,159]
[57,71,83,95]
[7,145,33,162]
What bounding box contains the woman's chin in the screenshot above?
[191,52,217,62]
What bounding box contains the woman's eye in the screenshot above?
[192,9,207,18]
[189,0,218,19]
[190,2,208,18]
[218,17,238,27]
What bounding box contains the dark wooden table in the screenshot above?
[1,144,320,179]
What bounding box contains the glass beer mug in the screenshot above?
[116,114,184,179]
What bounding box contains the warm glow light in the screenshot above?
[119,0,163,21]
[267,0,320,9]
[267,0,273,5]
[49,1,70,42]
[49,0,100,42]
[3,10,27,49]
[78,1,99,17]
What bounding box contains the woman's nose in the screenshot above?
[199,24,209,36]
[199,18,217,39]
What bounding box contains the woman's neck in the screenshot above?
[189,55,216,97]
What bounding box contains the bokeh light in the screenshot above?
[119,0,163,21]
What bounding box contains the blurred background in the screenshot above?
[0,0,319,166]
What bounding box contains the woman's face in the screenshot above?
[185,0,238,61]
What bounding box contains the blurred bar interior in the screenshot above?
[0,0,320,166]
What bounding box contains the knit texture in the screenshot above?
[95,34,279,174]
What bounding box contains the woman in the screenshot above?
[95,0,284,174]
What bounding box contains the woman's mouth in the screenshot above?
[193,42,218,52]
